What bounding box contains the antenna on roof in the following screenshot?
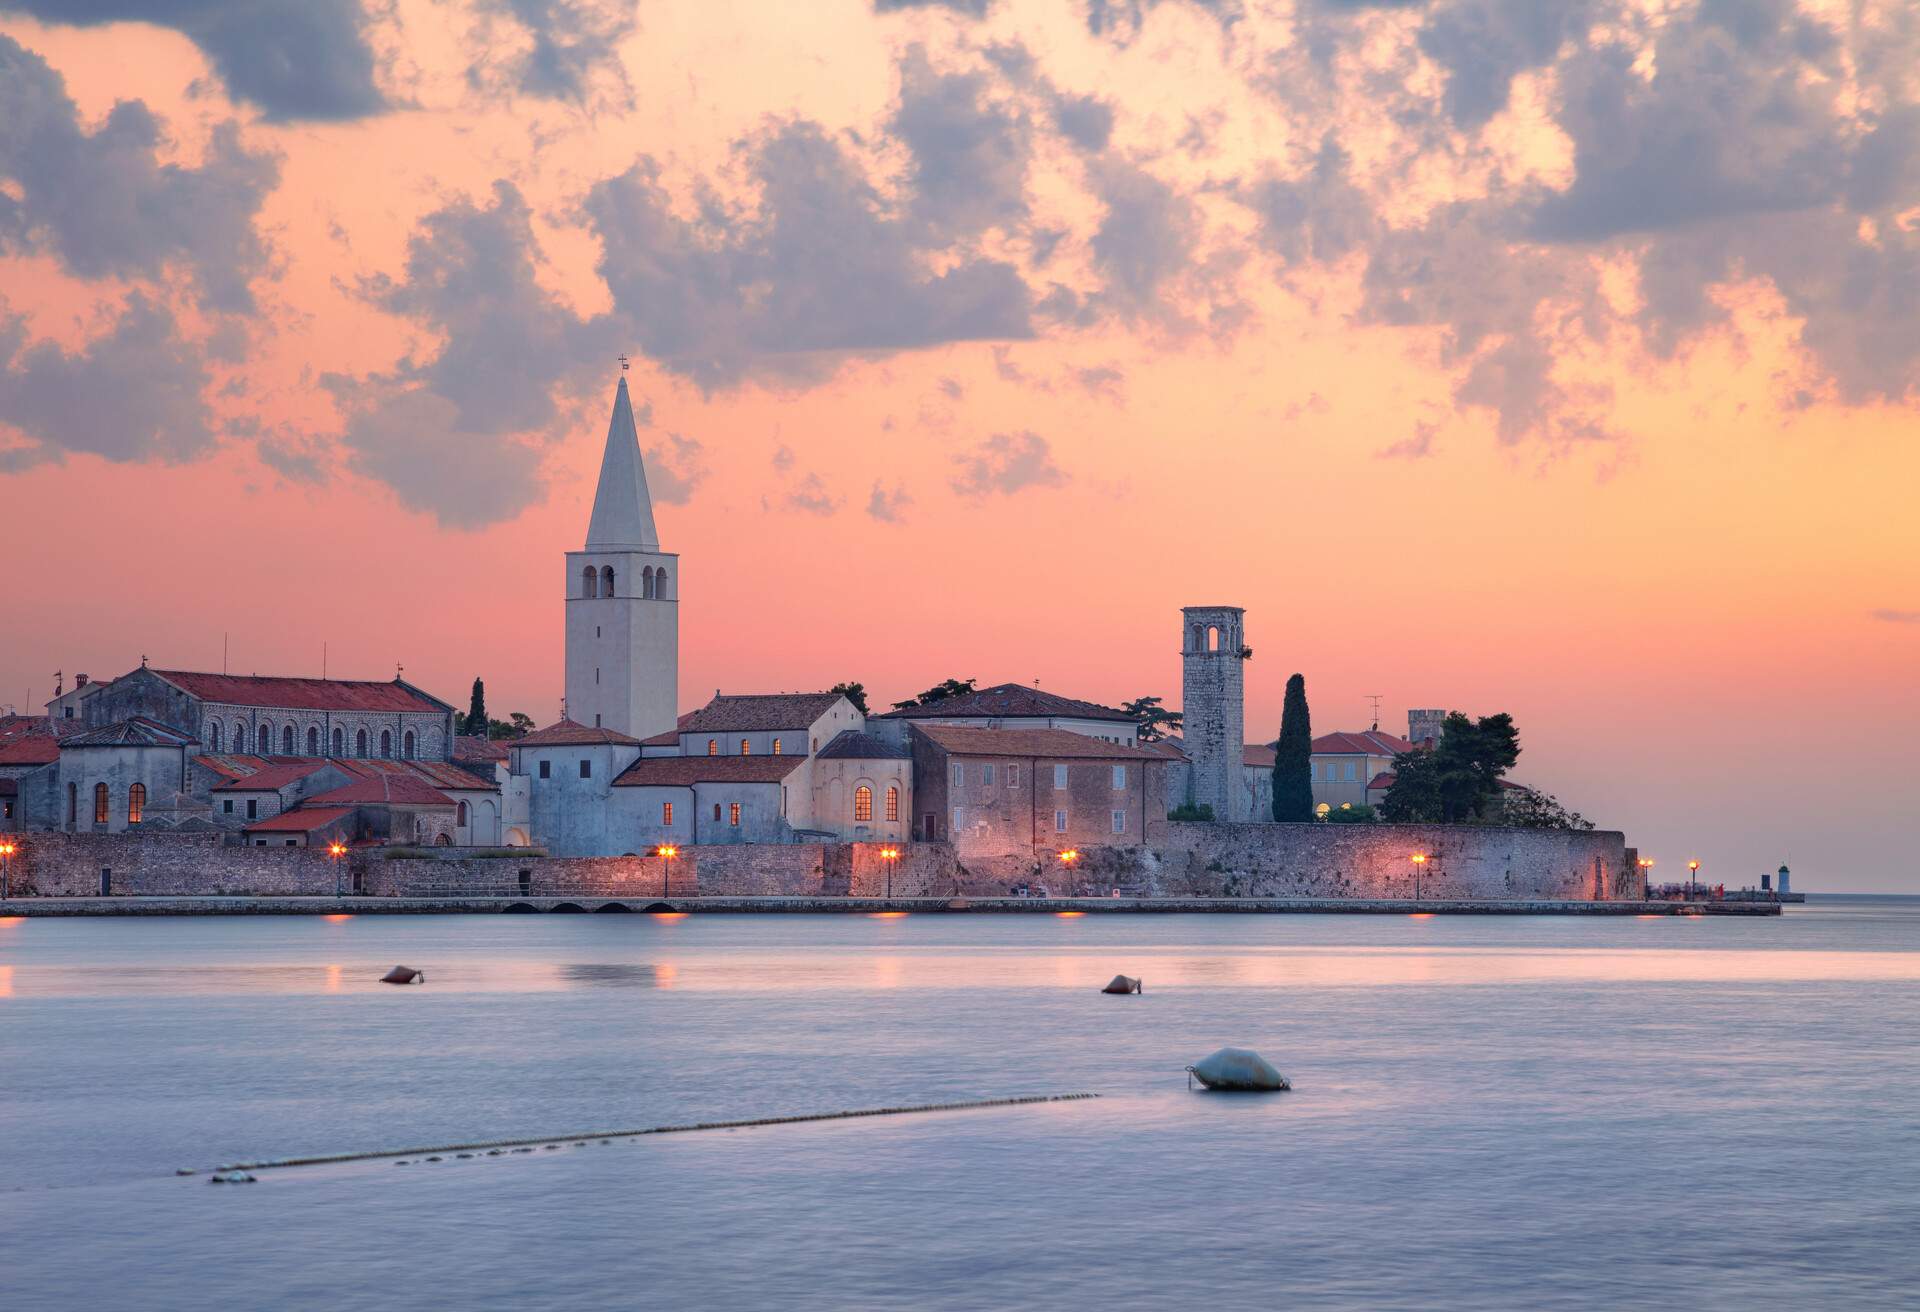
[618,353,630,372]
[323,642,328,680]
[223,633,228,675]
[395,663,404,681]
[1365,694,1383,731]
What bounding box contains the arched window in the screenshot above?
[457,800,469,825]
[654,568,669,599]
[886,785,899,822]
[642,565,654,598]
[259,723,272,754]
[332,727,344,757]
[1208,625,1220,652]
[1190,624,1203,651]
[403,730,416,759]
[740,738,751,756]
[306,726,319,755]
[282,725,295,754]
[356,729,368,757]
[380,730,392,759]
[602,565,614,596]
[210,720,223,752]
[854,785,873,822]
[772,738,783,755]
[128,783,146,824]
[582,565,598,598]
[707,739,717,756]
[94,782,109,825]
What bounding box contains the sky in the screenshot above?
[0,0,1915,889]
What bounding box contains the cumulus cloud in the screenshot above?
[644,432,707,505]
[584,120,1034,388]
[326,380,546,529]
[875,0,993,14]
[0,1,386,121]
[0,294,213,470]
[1071,364,1124,400]
[867,480,912,522]
[466,0,637,109]
[891,47,1033,238]
[1086,0,1244,44]
[784,472,842,515]
[0,35,278,310]
[951,430,1067,496]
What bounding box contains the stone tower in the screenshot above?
[1182,606,1248,822]
[564,376,678,740]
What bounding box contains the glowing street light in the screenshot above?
[1057,848,1080,899]
[878,845,901,901]
[0,838,17,901]
[1410,852,1428,901]
[1688,859,1701,899]
[327,840,348,898]
[655,844,679,901]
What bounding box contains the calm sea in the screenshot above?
[2,898,1917,1310]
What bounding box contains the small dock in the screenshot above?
[0,894,1782,917]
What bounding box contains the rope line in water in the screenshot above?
[209,1093,1100,1174]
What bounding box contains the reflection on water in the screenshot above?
[559,962,674,988]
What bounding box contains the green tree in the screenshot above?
[1121,695,1182,743]
[488,711,535,740]
[1380,711,1522,822]
[465,678,487,737]
[1272,672,1314,821]
[890,677,977,710]
[1498,788,1593,830]
[829,681,870,714]
[1325,803,1379,824]
[1377,748,1444,822]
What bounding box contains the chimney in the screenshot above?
[76,673,90,688]
[1407,708,1446,749]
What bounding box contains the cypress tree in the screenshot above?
[466,678,487,737]
[1272,672,1314,821]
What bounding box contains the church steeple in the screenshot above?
[585,377,659,551]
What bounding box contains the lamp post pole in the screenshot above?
[1410,852,1427,902]
[656,845,678,901]
[879,846,900,901]
[0,839,15,901]
[1688,860,1701,900]
[1057,849,1079,898]
[329,841,347,898]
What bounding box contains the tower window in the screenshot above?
[772,738,783,755]
[655,569,669,599]
[885,785,899,822]
[854,785,873,822]
[128,783,146,825]
[602,565,615,596]
[740,738,751,756]
[643,566,654,599]
[707,739,717,756]
[1007,765,1019,789]
[662,801,672,825]
[729,802,741,826]
[582,565,598,598]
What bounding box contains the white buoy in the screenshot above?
[1187,1047,1290,1092]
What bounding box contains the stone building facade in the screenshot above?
[1180,605,1249,821]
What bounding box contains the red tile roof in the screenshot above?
[1139,738,1189,760]
[1243,744,1276,768]
[1312,730,1415,756]
[305,775,455,807]
[513,718,641,747]
[244,807,354,833]
[613,755,807,787]
[149,670,450,714]
[816,730,912,761]
[0,716,62,766]
[877,682,1134,723]
[335,758,498,791]
[212,759,337,791]
[680,693,848,733]
[912,724,1161,761]
[452,735,509,763]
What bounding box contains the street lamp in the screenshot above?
[1637,857,1654,895]
[655,844,678,901]
[878,845,901,901]
[0,838,16,901]
[327,840,348,898]
[1057,848,1079,898]
[1688,859,1701,899]
[1410,852,1428,901]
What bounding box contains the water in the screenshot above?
[3,898,1917,1310]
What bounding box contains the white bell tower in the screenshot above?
[565,375,678,739]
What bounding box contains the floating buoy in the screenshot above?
[1101,975,1142,994]
[209,1169,257,1184]
[1187,1047,1290,1092]
[381,966,425,984]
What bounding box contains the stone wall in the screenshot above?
[5,822,1638,902]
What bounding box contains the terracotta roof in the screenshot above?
[305,775,455,807]
[680,693,847,733]
[0,716,62,766]
[513,718,641,747]
[876,682,1134,723]
[244,807,354,833]
[816,730,911,761]
[452,735,509,762]
[149,670,450,714]
[1312,730,1415,756]
[334,758,498,791]
[613,755,806,787]
[639,728,680,746]
[61,717,197,748]
[1243,744,1276,768]
[1140,738,1189,760]
[912,724,1162,761]
[212,759,337,792]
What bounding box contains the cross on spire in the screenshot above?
[618,353,630,372]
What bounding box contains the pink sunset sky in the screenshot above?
[0,1,1915,888]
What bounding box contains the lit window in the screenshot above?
[1112,810,1125,834]
[1054,809,1067,832]
[729,802,741,826]
[1053,765,1068,789]
[94,782,109,824]
[707,739,718,756]
[128,783,146,824]
[740,738,751,756]
[1112,765,1126,789]
[885,785,899,822]
[855,786,873,822]
[662,801,673,825]
[772,738,783,755]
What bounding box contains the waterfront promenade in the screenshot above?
[0,894,1780,917]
